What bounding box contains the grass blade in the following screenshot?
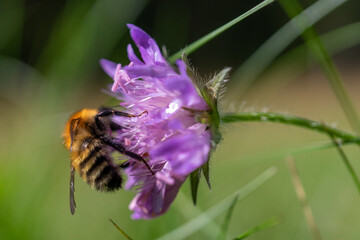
[277,21,360,71]
[38,0,149,87]
[232,0,347,97]
[278,0,360,134]
[109,219,133,240]
[155,167,277,240]
[233,217,281,240]
[216,195,239,240]
[286,157,322,240]
[168,0,275,63]
[254,21,360,96]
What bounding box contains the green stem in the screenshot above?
[221,112,360,143]
[328,134,360,194]
[168,0,275,63]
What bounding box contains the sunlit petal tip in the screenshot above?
[99,58,117,78]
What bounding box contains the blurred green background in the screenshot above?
[1,0,360,239]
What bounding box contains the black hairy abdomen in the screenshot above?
[79,143,122,191]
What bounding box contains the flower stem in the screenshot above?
[221,112,360,143]
[168,0,275,63]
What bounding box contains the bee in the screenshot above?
[63,108,153,215]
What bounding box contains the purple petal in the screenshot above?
[124,65,175,78]
[129,177,184,219]
[127,24,166,65]
[176,59,188,76]
[127,44,143,65]
[99,59,117,78]
[159,60,206,108]
[150,130,211,176]
[127,24,152,49]
[139,46,155,65]
[149,38,166,64]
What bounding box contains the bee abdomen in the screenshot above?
[79,146,122,191]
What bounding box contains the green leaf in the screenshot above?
[190,168,202,205]
[233,217,281,240]
[202,160,211,190]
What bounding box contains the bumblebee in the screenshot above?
[63,108,153,215]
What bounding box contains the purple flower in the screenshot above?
[100,24,224,219]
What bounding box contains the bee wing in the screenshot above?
[70,164,76,215]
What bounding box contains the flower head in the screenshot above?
[100,24,226,219]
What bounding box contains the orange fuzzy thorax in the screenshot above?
[63,108,98,150]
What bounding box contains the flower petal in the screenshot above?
[129,177,184,219]
[150,130,211,176]
[99,59,117,78]
[127,24,167,65]
[127,44,144,65]
[124,65,175,79]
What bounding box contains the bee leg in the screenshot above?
[95,108,148,130]
[120,161,130,168]
[109,122,123,131]
[95,109,131,131]
[70,164,76,215]
[101,135,154,175]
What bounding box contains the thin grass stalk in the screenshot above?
[286,157,322,240]
[327,134,360,194]
[109,219,133,240]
